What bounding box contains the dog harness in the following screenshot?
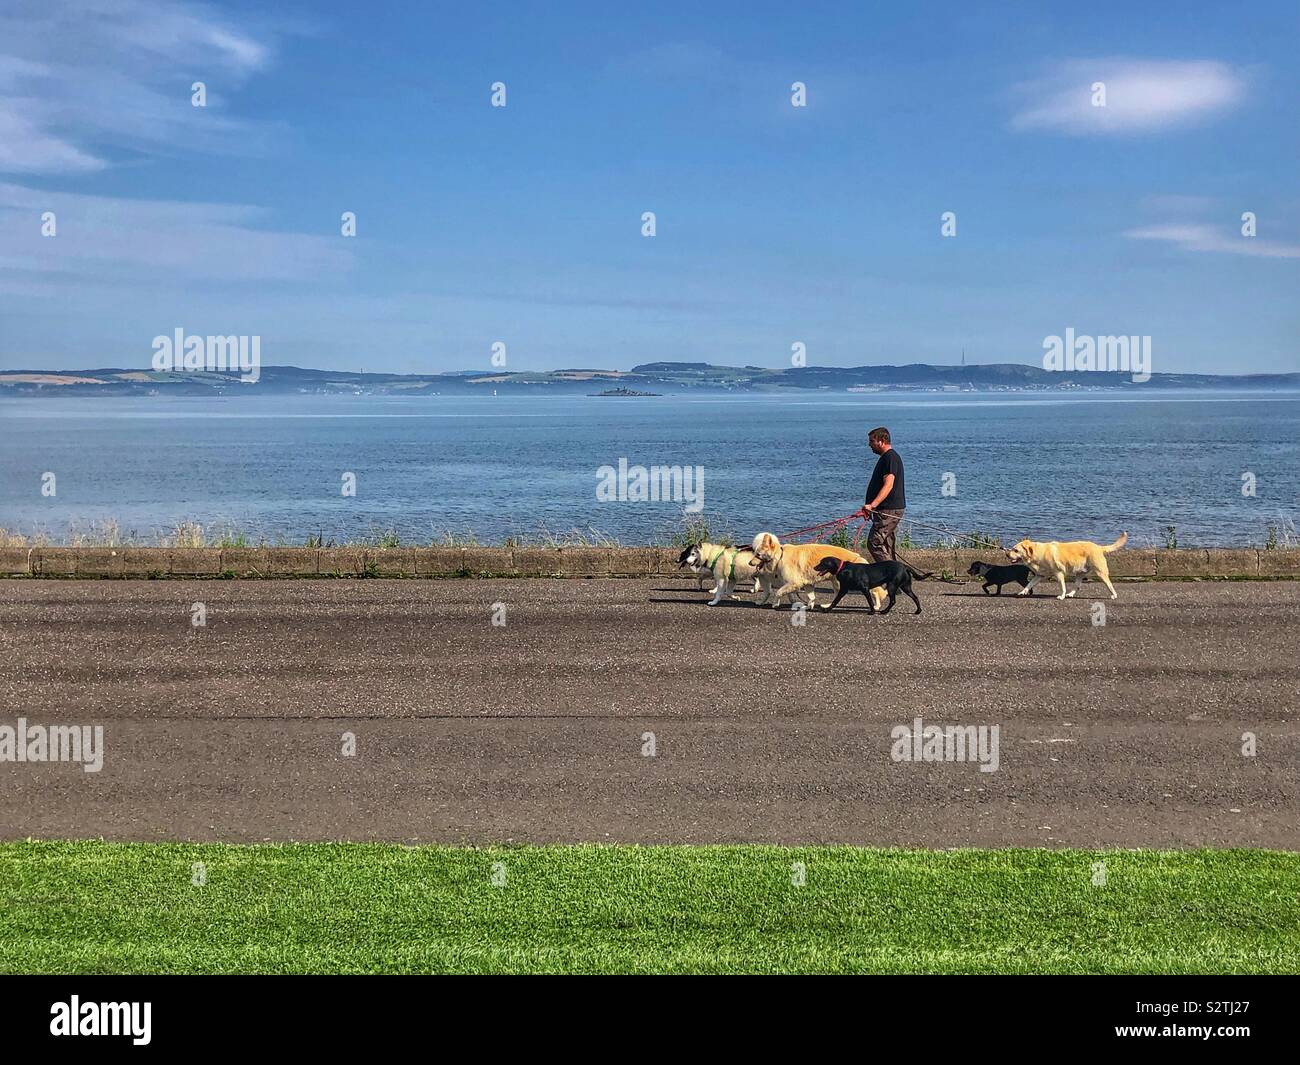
[704,547,744,583]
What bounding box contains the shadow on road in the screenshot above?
[649,596,765,607]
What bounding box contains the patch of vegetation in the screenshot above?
[532,523,620,549]
[3,517,1294,555]
[1,842,1296,975]
[1263,518,1297,550]
[431,528,482,548]
[668,513,732,548]
[370,527,402,549]
[211,529,251,549]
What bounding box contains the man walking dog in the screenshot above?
[862,426,905,562]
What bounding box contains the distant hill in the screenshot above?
[1,361,1297,396]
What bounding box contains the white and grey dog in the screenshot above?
[678,542,773,606]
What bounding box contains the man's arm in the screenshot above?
[864,473,895,512]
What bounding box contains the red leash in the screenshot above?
[777,513,960,584]
[778,507,871,547]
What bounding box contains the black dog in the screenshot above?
[967,561,1033,596]
[813,557,929,615]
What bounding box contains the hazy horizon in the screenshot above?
[5,358,1300,380]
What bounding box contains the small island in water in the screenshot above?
[590,387,661,397]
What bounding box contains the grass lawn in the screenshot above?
[1,841,1296,974]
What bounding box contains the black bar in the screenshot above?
[1,975,1293,1051]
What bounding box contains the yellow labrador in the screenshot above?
[1006,532,1127,600]
[751,531,882,609]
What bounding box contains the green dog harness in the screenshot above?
[704,547,743,583]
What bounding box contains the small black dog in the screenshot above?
[813,556,929,615]
[967,561,1033,596]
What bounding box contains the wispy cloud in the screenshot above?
[0,182,353,283]
[1124,222,1300,259]
[0,0,282,175]
[1011,59,1246,135]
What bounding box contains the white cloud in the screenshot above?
[1124,223,1300,259]
[0,0,281,175]
[0,182,354,282]
[1011,59,1245,134]
[0,108,105,174]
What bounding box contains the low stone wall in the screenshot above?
[1,546,1298,579]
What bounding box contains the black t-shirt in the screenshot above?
[866,449,905,510]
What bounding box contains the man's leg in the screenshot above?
[867,509,903,562]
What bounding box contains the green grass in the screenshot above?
[1,842,1296,974]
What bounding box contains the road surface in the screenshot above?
[1,578,1296,847]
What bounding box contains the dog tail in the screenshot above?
[898,554,962,584]
[1103,531,1128,552]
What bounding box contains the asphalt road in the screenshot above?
[1,577,1297,848]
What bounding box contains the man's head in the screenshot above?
[868,426,892,455]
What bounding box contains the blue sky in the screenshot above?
[1,0,1298,374]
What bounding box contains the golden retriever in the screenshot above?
[678,542,772,606]
[1006,532,1127,600]
[751,531,878,609]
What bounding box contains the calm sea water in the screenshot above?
[1,391,1297,547]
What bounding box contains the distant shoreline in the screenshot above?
[2,361,1298,397]
[4,387,1299,406]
